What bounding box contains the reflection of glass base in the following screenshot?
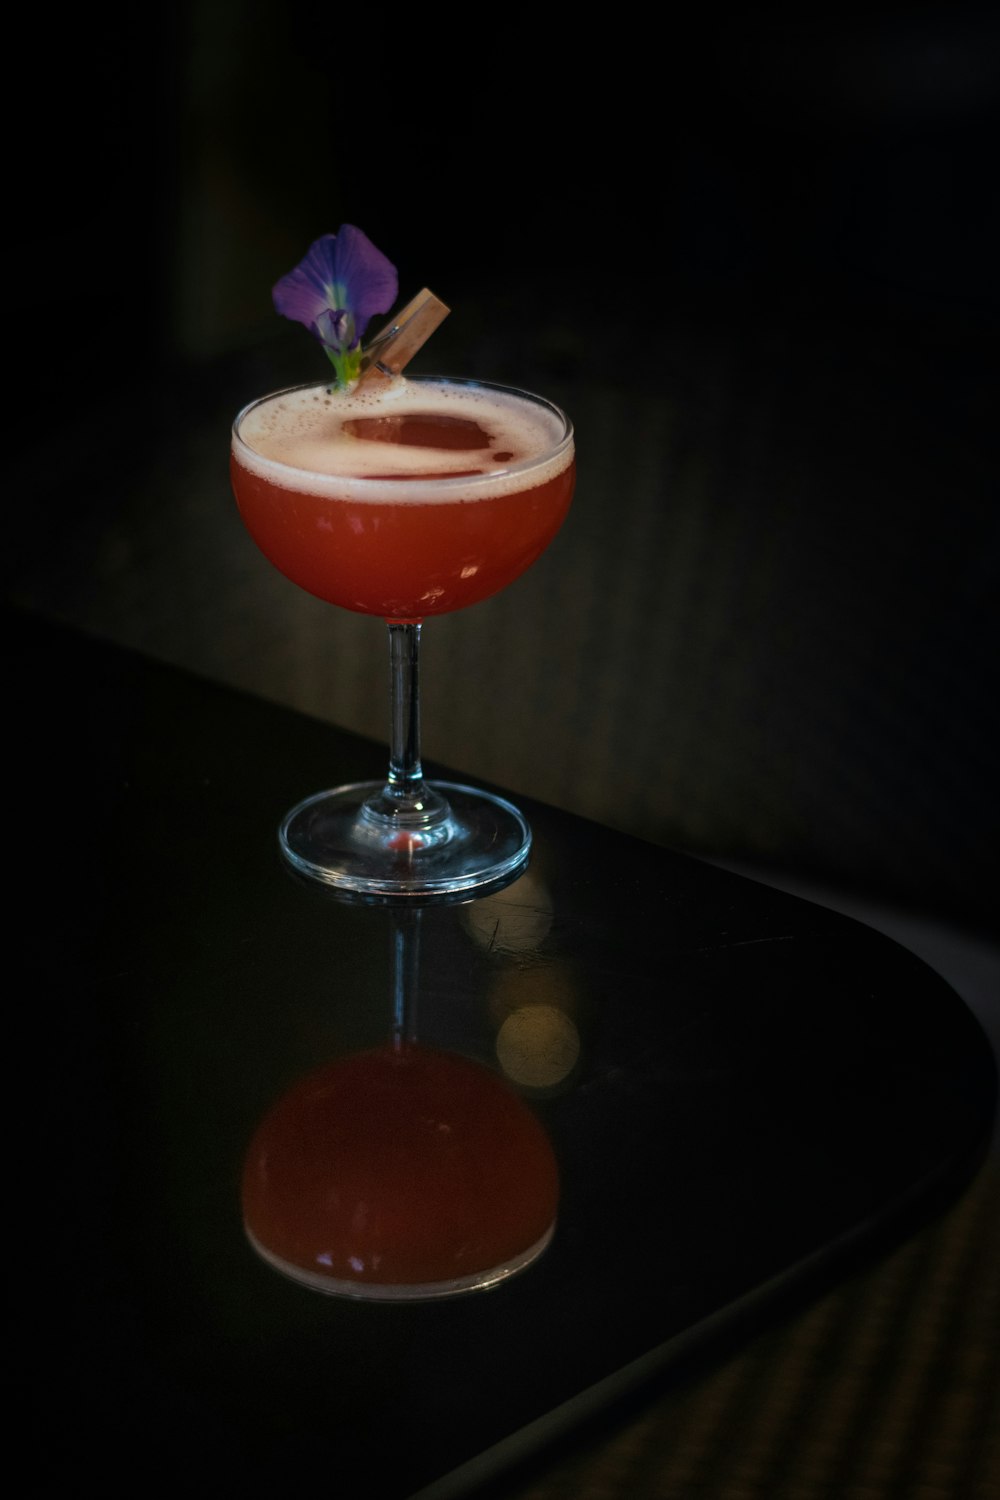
[244,1221,555,1302]
[279,780,531,897]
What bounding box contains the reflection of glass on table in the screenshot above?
[241,903,559,1300]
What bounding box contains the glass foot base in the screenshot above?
[279,780,531,897]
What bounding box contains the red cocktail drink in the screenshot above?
[231,379,575,620]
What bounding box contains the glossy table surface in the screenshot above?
[10,607,995,1498]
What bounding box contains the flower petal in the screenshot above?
[315,307,355,355]
[272,234,340,330]
[328,224,398,337]
[272,226,398,342]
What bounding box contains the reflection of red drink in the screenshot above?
[242,1044,558,1297]
[230,378,575,620]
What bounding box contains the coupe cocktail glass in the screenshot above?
[230,376,575,896]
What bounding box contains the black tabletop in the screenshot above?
[9,607,995,1498]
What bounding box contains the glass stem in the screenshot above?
[390,906,421,1052]
[366,623,448,825]
[387,622,424,801]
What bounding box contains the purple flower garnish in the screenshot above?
[273,226,398,388]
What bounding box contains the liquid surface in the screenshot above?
[234,378,573,498]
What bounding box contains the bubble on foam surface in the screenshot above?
[233,378,573,503]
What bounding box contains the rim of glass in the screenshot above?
[231,375,574,499]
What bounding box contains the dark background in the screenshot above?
[10,6,999,933]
